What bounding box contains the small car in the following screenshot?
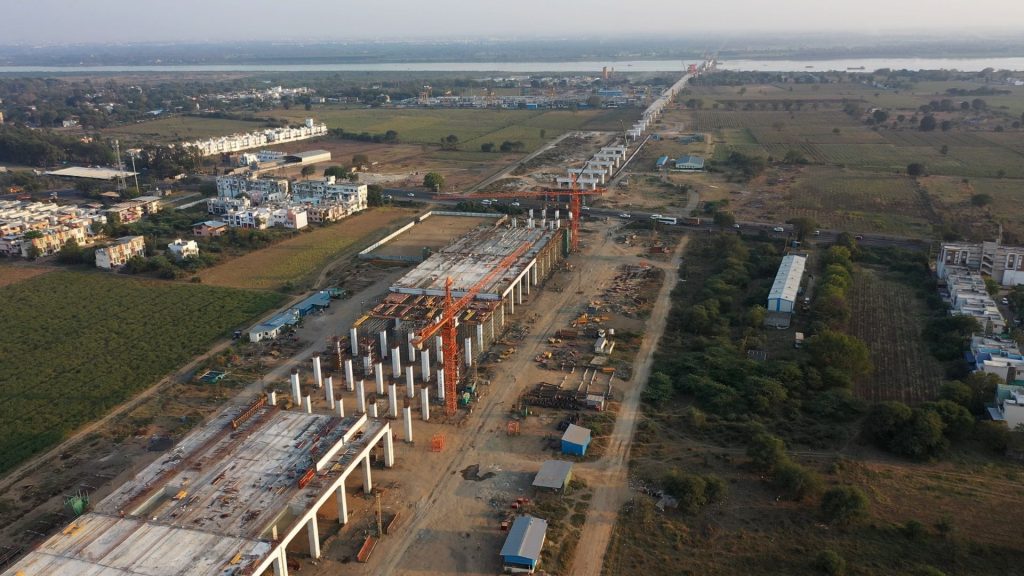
[773,226,785,232]
[407,192,415,197]
[650,214,663,220]
[733,223,741,228]
[619,213,632,219]
[855,234,864,240]
[1002,297,1010,305]
[813,230,821,236]
[511,201,521,207]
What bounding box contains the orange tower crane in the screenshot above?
[413,242,532,416]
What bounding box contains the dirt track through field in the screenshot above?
[569,236,686,576]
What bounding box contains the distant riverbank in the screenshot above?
[1,56,1024,74]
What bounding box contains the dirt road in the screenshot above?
[362,222,634,576]
[570,236,687,576]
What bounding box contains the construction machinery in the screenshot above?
[413,242,532,417]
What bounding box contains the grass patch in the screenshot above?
[199,207,416,291]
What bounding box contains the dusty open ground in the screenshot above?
[0,262,52,287]
[365,214,497,259]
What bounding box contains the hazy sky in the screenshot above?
[2,0,1022,44]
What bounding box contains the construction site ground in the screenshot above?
[292,219,685,576]
[478,131,618,194]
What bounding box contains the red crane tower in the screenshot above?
[413,242,532,416]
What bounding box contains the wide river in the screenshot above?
[1,57,1024,74]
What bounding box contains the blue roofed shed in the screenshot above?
[500,515,548,573]
[561,424,591,456]
[673,155,705,171]
[248,309,300,343]
[655,155,669,168]
[292,291,332,317]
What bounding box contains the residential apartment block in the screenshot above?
[938,241,1024,287]
[940,266,1006,333]
[106,195,162,225]
[184,118,327,157]
[95,235,146,269]
[215,175,289,203]
[0,200,105,258]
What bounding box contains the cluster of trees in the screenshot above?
[328,127,399,144]
[134,144,203,180]
[422,172,445,190]
[660,469,727,514]
[747,433,822,501]
[480,140,527,153]
[0,125,114,166]
[707,151,767,181]
[861,367,1004,459]
[645,235,866,443]
[811,246,857,330]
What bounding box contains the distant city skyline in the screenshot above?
[1,0,1022,45]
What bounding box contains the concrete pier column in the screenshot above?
[349,327,359,356]
[269,391,277,406]
[312,355,323,389]
[273,548,288,576]
[435,336,443,362]
[437,369,446,401]
[388,383,398,418]
[368,401,378,419]
[337,396,345,418]
[375,363,385,395]
[384,427,395,467]
[379,331,388,358]
[362,455,373,493]
[362,355,371,376]
[307,517,321,559]
[407,332,417,362]
[421,387,430,421]
[403,406,413,443]
[516,280,523,304]
[344,359,355,392]
[420,349,431,382]
[336,485,348,525]
[290,369,301,406]
[509,291,515,314]
[476,323,484,350]
[532,262,538,285]
[464,337,473,367]
[303,395,312,414]
[325,375,335,410]
[391,346,402,378]
[524,272,530,296]
[500,300,506,327]
[406,366,415,399]
[356,380,366,414]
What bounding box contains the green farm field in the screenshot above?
[672,79,1024,238]
[0,271,283,475]
[261,106,637,152]
[200,207,417,290]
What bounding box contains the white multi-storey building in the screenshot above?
[167,238,200,261]
[292,177,367,214]
[224,208,272,230]
[184,119,327,157]
[270,208,308,230]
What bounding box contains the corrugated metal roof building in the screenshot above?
[673,155,705,171]
[532,460,573,492]
[561,424,591,456]
[500,515,548,573]
[767,254,806,313]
